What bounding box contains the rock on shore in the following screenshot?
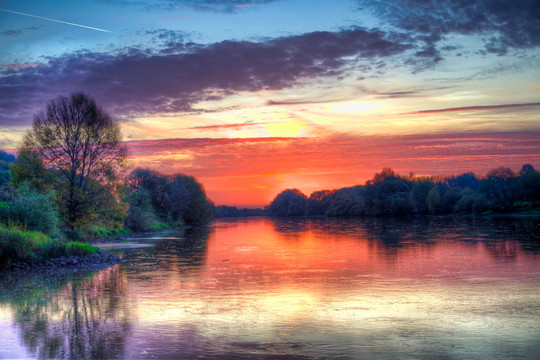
[2,252,124,272]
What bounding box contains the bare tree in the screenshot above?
[22,92,128,227]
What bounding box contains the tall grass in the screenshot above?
[0,224,99,265]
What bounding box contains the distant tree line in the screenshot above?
[213,205,266,218]
[267,166,540,217]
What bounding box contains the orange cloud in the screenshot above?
[126,132,540,207]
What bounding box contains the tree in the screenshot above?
[518,164,540,202]
[267,189,307,216]
[168,174,213,225]
[480,166,516,210]
[21,92,128,228]
[125,168,213,227]
[9,148,54,192]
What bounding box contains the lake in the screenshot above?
[1,217,540,359]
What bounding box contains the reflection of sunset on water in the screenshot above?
[2,217,539,359]
[127,218,540,354]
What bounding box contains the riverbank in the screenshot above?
[0,225,125,273]
[2,251,124,272]
[88,225,189,244]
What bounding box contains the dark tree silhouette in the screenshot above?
[21,92,128,227]
[267,189,307,216]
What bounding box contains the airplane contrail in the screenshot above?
[0,8,111,33]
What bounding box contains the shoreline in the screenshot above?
[1,227,189,273]
[88,225,190,244]
[1,251,124,273]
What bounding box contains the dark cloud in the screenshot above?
[0,27,410,125]
[1,25,42,37]
[357,0,540,55]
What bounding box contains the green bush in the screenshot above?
[0,185,60,236]
[66,242,101,256]
[0,225,64,264]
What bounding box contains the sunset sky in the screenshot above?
[1,0,539,207]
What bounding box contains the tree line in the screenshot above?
[267,166,540,217]
[0,92,213,242]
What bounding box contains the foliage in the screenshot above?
[125,168,213,229]
[0,225,98,265]
[74,226,131,240]
[0,184,60,236]
[213,205,266,218]
[125,189,159,232]
[267,189,307,216]
[9,148,54,192]
[267,164,540,217]
[66,241,101,256]
[21,92,128,228]
[306,190,336,216]
[0,150,15,188]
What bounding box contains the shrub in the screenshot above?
[66,242,101,256]
[0,185,60,236]
[0,225,64,264]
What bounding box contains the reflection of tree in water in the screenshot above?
[271,217,310,240]
[270,216,540,261]
[121,226,210,280]
[7,265,131,359]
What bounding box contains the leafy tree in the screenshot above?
[125,168,213,227]
[518,164,540,202]
[368,167,398,185]
[9,148,54,192]
[267,189,307,216]
[20,92,128,228]
[325,187,364,216]
[454,172,480,190]
[410,178,434,214]
[364,169,412,215]
[125,189,158,232]
[306,190,335,216]
[480,166,516,210]
[127,168,168,218]
[426,187,441,214]
[169,174,213,225]
[440,188,465,214]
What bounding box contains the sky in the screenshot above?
[1,0,539,207]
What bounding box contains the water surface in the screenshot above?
[1,217,540,359]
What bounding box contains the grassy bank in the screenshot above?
[73,220,183,242]
[0,225,100,266]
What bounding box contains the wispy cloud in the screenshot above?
[402,102,540,115]
[0,8,112,33]
[187,121,270,131]
[98,0,276,13]
[1,25,42,37]
[0,63,41,69]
